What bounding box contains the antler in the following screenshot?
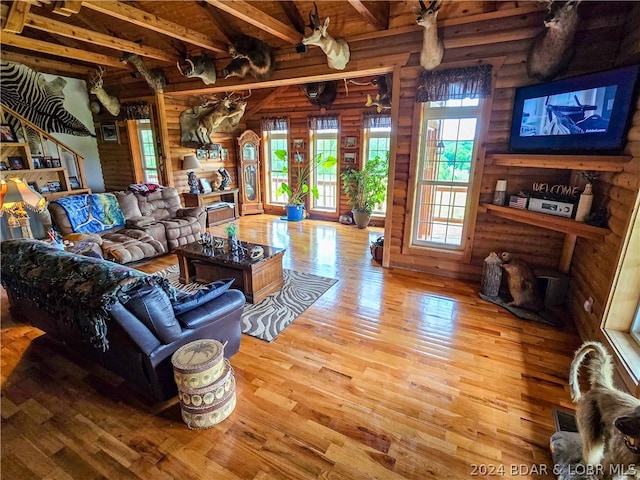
[89,66,105,88]
[308,2,320,30]
[418,0,428,12]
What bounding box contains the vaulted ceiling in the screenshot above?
[1,1,559,97]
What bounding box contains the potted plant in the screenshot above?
[274,150,337,221]
[340,154,388,229]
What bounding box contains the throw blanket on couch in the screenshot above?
[0,239,175,351]
[53,193,126,234]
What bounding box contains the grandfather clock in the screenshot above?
[237,130,263,215]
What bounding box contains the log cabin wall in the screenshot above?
[93,114,135,192]
[86,2,638,345]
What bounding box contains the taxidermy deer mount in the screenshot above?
[177,53,216,85]
[527,0,581,81]
[88,66,120,117]
[301,81,337,110]
[120,52,167,92]
[416,0,444,70]
[221,35,275,81]
[301,3,350,71]
[365,74,392,113]
[180,92,250,146]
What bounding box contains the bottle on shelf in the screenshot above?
[574,183,593,222]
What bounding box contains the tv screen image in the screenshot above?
[510,64,639,153]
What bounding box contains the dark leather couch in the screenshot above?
[1,239,244,403]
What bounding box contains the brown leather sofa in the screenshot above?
[49,187,206,264]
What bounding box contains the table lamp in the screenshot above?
[182,153,202,194]
[0,178,47,239]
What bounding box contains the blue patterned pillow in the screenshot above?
[172,279,235,315]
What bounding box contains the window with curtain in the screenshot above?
[308,115,338,212]
[136,119,159,183]
[412,65,491,250]
[261,117,288,205]
[363,115,391,215]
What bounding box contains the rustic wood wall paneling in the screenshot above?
[94,119,135,191]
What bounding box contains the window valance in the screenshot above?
[260,116,288,131]
[363,113,391,129]
[416,64,492,102]
[308,115,338,131]
[121,102,150,120]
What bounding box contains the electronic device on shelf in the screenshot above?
[509,64,639,154]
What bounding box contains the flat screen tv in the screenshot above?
[509,64,639,154]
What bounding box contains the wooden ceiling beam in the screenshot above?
[244,85,289,119]
[81,0,228,54]
[203,0,301,44]
[347,1,388,31]
[24,13,180,63]
[3,1,31,34]
[0,50,93,76]
[164,52,408,96]
[279,1,306,35]
[1,32,128,68]
[197,1,233,45]
[52,0,81,16]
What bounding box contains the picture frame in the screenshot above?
[39,185,50,194]
[28,182,38,192]
[344,152,356,164]
[199,178,212,194]
[8,156,24,169]
[294,153,304,163]
[32,156,42,169]
[43,156,53,168]
[208,149,220,160]
[52,158,62,168]
[293,139,304,149]
[68,176,81,189]
[220,148,228,161]
[47,181,61,192]
[196,149,208,160]
[0,123,18,142]
[344,136,357,148]
[0,161,8,171]
[101,123,119,143]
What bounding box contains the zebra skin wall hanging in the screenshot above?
[0,61,94,152]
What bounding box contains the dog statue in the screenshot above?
[551,341,640,479]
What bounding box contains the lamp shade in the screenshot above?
[182,154,202,171]
[0,178,47,212]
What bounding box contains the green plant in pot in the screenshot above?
[341,154,388,229]
[274,150,337,221]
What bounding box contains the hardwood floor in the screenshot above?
[1,215,584,479]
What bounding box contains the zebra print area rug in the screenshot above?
[154,265,338,342]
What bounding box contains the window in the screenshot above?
[363,116,391,216]
[309,116,338,212]
[412,98,482,249]
[264,130,288,205]
[136,120,159,183]
[631,301,640,346]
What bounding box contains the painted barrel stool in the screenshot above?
[171,339,236,429]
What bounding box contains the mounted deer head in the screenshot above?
[177,53,216,85]
[416,0,444,70]
[88,66,120,117]
[527,0,581,81]
[301,3,350,71]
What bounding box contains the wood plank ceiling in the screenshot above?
[0,1,548,93]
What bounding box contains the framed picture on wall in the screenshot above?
[0,123,18,142]
[101,123,119,143]
[344,152,356,164]
[221,148,228,160]
[196,149,208,160]
[293,139,304,149]
[208,149,220,160]
[344,137,357,148]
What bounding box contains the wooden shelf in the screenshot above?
[486,153,631,171]
[479,203,608,240]
[44,188,91,201]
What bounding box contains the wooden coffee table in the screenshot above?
[174,238,285,304]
